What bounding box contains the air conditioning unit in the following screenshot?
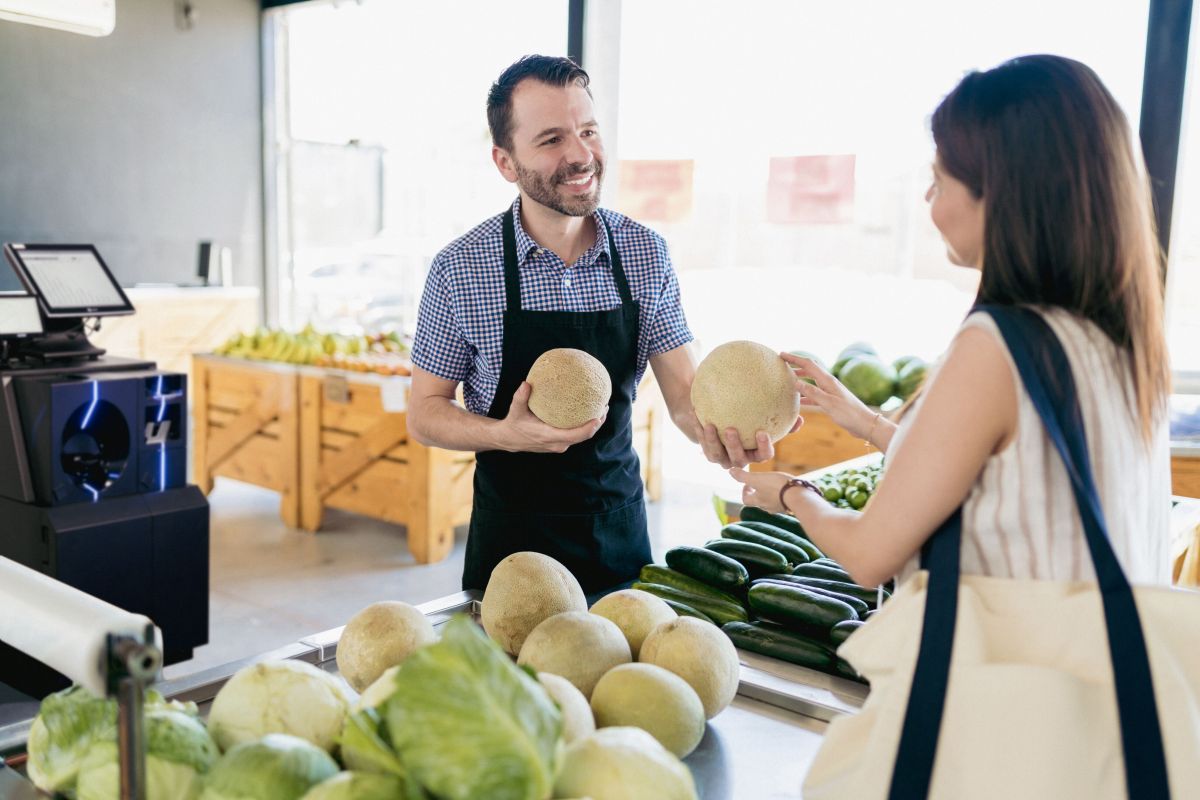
[0,0,115,37]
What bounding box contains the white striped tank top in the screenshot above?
[891,307,1171,585]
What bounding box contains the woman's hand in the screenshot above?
[782,353,878,440]
[727,467,795,513]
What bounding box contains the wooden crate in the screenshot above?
[192,355,300,526]
[633,375,664,502]
[1172,454,1200,499]
[749,407,878,475]
[298,371,474,565]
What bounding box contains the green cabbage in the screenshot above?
[198,733,339,800]
[298,771,408,800]
[206,661,352,753]
[384,614,561,800]
[26,685,199,796]
[75,708,218,800]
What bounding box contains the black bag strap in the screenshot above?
[887,304,1169,800]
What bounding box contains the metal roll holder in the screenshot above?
[0,556,162,800]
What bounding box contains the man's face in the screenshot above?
[497,79,605,217]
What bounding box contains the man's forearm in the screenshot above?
[409,396,506,452]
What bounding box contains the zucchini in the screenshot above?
[791,562,854,584]
[736,521,825,562]
[739,505,808,539]
[666,545,749,590]
[721,523,808,566]
[662,599,716,625]
[752,578,868,618]
[786,576,891,608]
[722,621,834,671]
[747,582,857,634]
[631,582,749,627]
[829,619,865,646]
[703,539,789,576]
[638,564,741,606]
[834,657,868,684]
[813,557,843,568]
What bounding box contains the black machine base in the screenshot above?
[0,486,209,699]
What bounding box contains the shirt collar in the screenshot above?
[511,196,610,270]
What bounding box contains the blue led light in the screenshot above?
[81,381,99,429]
[159,442,167,491]
[82,483,99,502]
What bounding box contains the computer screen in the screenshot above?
[3,244,134,318]
[0,295,43,336]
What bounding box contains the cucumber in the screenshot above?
[662,599,716,625]
[813,557,843,568]
[703,539,789,576]
[638,564,741,606]
[722,621,834,671]
[786,576,891,608]
[752,578,868,618]
[632,582,749,627]
[747,582,857,634]
[721,523,808,566]
[736,521,826,562]
[829,619,865,646]
[791,562,854,584]
[666,545,749,590]
[834,657,868,684]
[739,505,808,539]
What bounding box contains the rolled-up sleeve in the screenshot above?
[411,259,472,381]
[646,248,694,358]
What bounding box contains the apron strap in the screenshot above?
[601,216,633,305]
[502,207,523,313]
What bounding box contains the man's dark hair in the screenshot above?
[487,55,591,151]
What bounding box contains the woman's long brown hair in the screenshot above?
[931,54,1170,443]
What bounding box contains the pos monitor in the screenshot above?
[3,243,134,319]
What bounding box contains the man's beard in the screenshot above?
[513,158,604,217]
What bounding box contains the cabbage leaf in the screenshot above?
[385,615,560,800]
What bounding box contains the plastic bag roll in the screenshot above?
[0,556,159,696]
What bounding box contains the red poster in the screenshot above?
[767,155,856,224]
[617,160,695,223]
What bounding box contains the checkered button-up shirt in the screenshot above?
[412,198,694,415]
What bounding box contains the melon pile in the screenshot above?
[483,552,740,763]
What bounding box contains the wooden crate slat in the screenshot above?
[324,459,410,525]
[215,435,289,491]
[315,414,408,496]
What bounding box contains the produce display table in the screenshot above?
[750,406,878,476]
[193,354,664,564]
[0,590,862,799]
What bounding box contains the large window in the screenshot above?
[1166,9,1200,384]
[609,0,1151,369]
[268,0,568,332]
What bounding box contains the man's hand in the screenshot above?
[495,381,606,454]
[688,412,803,469]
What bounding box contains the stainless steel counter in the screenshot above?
[1,591,864,799]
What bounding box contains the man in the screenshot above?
[408,55,781,594]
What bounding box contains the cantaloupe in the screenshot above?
[336,601,437,693]
[537,672,596,745]
[589,663,706,758]
[517,612,631,698]
[639,617,740,719]
[589,589,676,659]
[526,348,611,428]
[481,552,587,656]
[690,340,800,449]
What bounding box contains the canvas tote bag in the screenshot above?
[803,305,1200,799]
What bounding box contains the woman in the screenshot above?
[729,54,1172,587]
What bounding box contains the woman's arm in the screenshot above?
[733,326,1018,587]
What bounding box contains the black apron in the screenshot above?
[462,208,650,594]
